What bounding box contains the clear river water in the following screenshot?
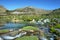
[0,22,55,40]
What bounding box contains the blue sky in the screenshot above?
[0,0,60,10]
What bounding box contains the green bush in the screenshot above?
[55,24,60,28]
[50,27,56,33]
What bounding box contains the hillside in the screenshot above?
[48,8,60,18]
[50,8,60,14]
[0,5,7,12]
[0,5,7,15]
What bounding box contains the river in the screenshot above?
[0,22,56,40]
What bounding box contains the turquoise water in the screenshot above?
[0,23,26,30]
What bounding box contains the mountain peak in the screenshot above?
[26,6,33,8]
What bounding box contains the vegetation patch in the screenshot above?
[22,26,39,31]
[50,27,56,33]
[15,36,38,40]
[0,29,9,34]
[55,24,60,29]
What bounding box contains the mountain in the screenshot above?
[13,6,51,15]
[1,6,60,15]
[48,8,60,18]
[50,8,60,14]
[0,5,7,12]
[0,5,10,15]
[0,5,7,15]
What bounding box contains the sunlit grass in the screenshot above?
[15,36,38,40]
[0,29,9,34]
[22,26,39,31]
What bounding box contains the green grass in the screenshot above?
[50,24,60,33]
[50,27,56,33]
[55,24,60,29]
[0,29,9,34]
[15,36,38,40]
[22,26,39,31]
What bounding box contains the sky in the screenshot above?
[0,0,60,10]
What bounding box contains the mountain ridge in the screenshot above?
[13,6,51,14]
[0,5,60,15]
